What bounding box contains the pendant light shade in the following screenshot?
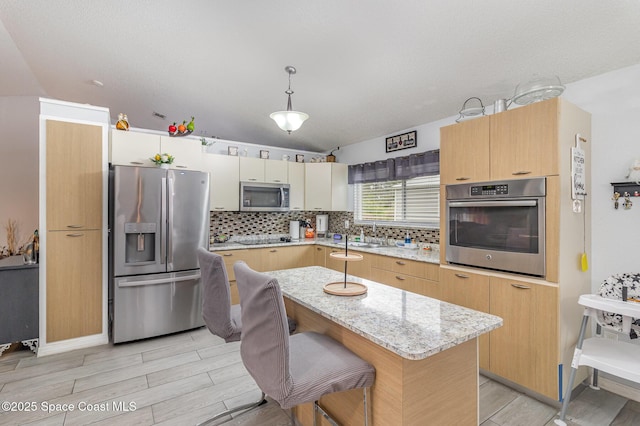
[270,66,309,134]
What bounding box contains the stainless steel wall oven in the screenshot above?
[445,177,546,277]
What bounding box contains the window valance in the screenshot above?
[348,149,439,184]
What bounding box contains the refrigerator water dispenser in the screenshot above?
[124,222,156,264]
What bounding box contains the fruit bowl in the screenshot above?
[168,130,193,137]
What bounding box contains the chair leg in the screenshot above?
[314,401,339,426]
[555,312,590,426]
[196,391,266,426]
[363,387,370,426]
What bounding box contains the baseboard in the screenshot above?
[595,375,640,403]
[37,333,108,357]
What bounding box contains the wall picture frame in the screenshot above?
[386,130,417,153]
[260,150,270,159]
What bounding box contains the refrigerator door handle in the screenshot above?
[167,175,175,268]
[117,272,201,288]
[160,176,167,264]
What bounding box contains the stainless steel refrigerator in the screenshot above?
[109,165,210,343]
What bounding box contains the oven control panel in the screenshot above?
[470,184,508,196]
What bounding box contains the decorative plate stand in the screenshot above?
[323,240,368,296]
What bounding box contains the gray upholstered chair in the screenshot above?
[234,261,376,425]
[196,248,265,425]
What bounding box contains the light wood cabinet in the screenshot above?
[46,230,102,342]
[440,267,490,370]
[325,247,372,280]
[159,136,203,170]
[490,100,558,179]
[288,162,305,211]
[489,277,558,399]
[314,246,326,267]
[260,245,314,272]
[440,98,562,184]
[202,154,240,211]
[305,163,348,211]
[46,120,103,230]
[370,254,440,299]
[109,130,160,167]
[43,115,106,345]
[440,116,490,185]
[216,249,260,305]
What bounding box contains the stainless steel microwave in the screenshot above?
[240,182,290,212]
[445,177,546,277]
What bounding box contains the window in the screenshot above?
[354,175,440,228]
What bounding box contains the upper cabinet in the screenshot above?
[305,163,348,211]
[440,116,490,184]
[159,136,203,170]
[239,157,288,183]
[110,131,202,170]
[110,130,159,167]
[440,98,563,184]
[288,162,305,211]
[202,154,240,211]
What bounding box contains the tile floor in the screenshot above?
[0,327,637,425]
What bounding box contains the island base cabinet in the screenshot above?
[285,299,478,426]
[489,277,558,400]
[46,230,102,342]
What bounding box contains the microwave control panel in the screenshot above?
[470,184,508,196]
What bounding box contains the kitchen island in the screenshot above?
[267,266,502,426]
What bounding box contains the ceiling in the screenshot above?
[1,1,639,153]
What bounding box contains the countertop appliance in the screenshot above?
[240,182,290,212]
[316,214,328,238]
[445,177,546,277]
[109,165,210,343]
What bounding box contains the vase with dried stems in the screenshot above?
[1,219,30,259]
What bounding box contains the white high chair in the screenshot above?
[555,293,640,425]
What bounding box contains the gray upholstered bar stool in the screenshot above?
[234,261,376,426]
[196,248,265,425]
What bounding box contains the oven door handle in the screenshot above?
[448,200,538,208]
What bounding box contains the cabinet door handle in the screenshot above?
[214,207,225,210]
[273,180,281,183]
[292,207,302,210]
[454,273,469,279]
[130,161,144,165]
[248,178,257,181]
[270,249,277,253]
[223,253,233,257]
[511,283,531,290]
[316,247,323,251]
[66,224,83,229]
[395,261,406,265]
[313,208,322,210]
[176,165,188,169]
[395,275,406,281]
[456,177,470,181]
[66,233,84,237]
[512,171,532,176]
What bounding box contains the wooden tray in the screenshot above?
[323,281,368,296]
[328,252,363,261]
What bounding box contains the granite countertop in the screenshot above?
[268,266,502,360]
[211,237,440,264]
[0,255,39,271]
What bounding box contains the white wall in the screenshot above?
[0,96,39,249]
[562,63,640,291]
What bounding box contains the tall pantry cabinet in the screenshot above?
[439,97,591,401]
[39,98,110,356]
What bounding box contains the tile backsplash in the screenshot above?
[210,211,439,245]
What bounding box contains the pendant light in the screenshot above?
[270,66,309,134]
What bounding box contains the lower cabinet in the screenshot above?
[325,247,372,280]
[46,230,102,342]
[490,276,558,399]
[370,254,440,299]
[216,249,259,305]
[441,266,559,399]
[313,246,326,267]
[440,268,490,370]
[260,246,314,272]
